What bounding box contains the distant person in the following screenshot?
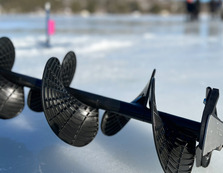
[217,0,223,20]
[194,0,200,19]
[209,0,222,18]
[186,0,194,20]
[186,0,200,21]
[221,3,223,20]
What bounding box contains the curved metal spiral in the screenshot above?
[42,57,99,147]
[101,70,156,136]
[0,37,24,119]
[150,79,196,173]
[27,51,76,112]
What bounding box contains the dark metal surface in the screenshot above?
[0,75,24,119]
[196,88,221,167]
[101,70,156,136]
[42,58,99,147]
[151,78,196,173]
[0,37,24,119]
[0,37,15,70]
[27,51,76,112]
[27,89,42,112]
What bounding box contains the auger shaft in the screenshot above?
[0,68,42,89]
[67,87,200,139]
[0,68,201,140]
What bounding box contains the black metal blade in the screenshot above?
[27,51,76,112]
[0,37,15,70]
[42,57,98,147]
[0,37,24,119]
[61,51,76,87]
[0,75,24,119]
[101,112,130,136]
[151,79,196,173]
[101,70,156,136]
[196,88,219,168]
[27,89,42,112]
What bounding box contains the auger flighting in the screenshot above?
[0,37,223,173]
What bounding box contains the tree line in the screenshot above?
[0,0,185,14]
[0,0,217,14]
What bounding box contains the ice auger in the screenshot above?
[0,37,223,173]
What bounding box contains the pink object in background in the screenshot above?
[48,19,55,35]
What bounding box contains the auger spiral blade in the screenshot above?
[196,87,223,168]
[27,51,76,112]
[42,57,99,147]
[150,78,196,173]
[60,51,76,87]
[27,89,42,112]
[101,69,156,136]
[0,37,15,70]
[0,37,24,119]
[101,112,130,136]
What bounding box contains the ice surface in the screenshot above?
[0,14,223,172]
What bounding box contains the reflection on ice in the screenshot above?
[0,138,36,173]
[9,115,34,131]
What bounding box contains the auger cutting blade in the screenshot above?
[27,89,42,112]
[27,51,76,112]
[61,51,76,87]
[0,37,24,119]
[0,37,15,70]
[0,76,24,119]
[101,112,130,136]
[196,88,222,168]
[42,57,98,147]
[101,70,156,136]
[150,79,196,173]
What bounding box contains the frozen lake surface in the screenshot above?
[0,14,223,173]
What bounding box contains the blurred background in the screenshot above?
[0,0,222,16]
[0,0,223,173]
